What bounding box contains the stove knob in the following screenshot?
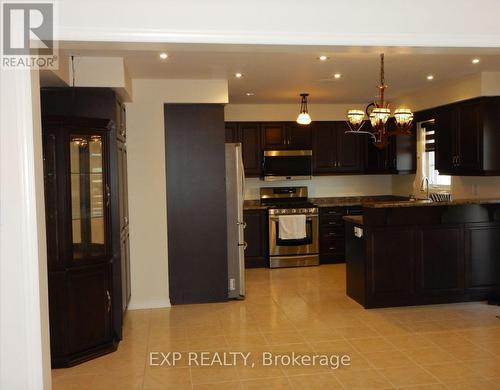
[292,209,296,213]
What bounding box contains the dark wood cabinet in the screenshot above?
[416,225,464,296]
[312,122,363,174]
[465,223,500,292]
[346,204,500,308]
[432,97,500,175]
[65,264,113,354]
[41,88,130,367]
[367,228,415,304]
[225,122,262,177]
[165,104,228,304]
[243,209,268,268]
[261,122,288,149]
[261,122,312,150]
[286,122,312,149]
[364,134,397,174]
[319,206,362,263]
[226,119,417,177]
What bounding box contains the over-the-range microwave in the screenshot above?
[262,150,312,181]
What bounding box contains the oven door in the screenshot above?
[269,214,319,256]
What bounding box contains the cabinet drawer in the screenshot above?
[320,238,345,254]
[321,219,344,228]
[320,227,344,239]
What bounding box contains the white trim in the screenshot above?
[0,70,52,389]
[127,299,171,310]
[59,28,500,48]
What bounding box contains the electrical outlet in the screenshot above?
[229,278,235,291]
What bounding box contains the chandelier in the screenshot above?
[346,54,414,149]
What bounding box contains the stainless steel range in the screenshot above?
[260,187,319,268]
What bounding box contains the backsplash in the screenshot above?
[392,174,500,198]
[244,175,393,200]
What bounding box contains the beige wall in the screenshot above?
[225,103,363,122]
[126,79,228,309]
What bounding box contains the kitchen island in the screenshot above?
[344,199,500,308]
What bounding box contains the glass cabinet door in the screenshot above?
[70,134,107,260]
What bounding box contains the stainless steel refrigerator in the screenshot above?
[225,143,246,299]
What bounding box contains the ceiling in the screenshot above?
[56,42,500,104]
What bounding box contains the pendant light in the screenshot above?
[296,93,312,125]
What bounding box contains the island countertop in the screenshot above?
[362,198,500,208]
[343,215,364,225]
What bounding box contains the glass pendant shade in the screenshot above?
[296,93,312,125]
[394,108,414,127]
[297,112,312,125]
[347,109,365,127]
[370,107,391,127]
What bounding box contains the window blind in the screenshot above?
[422,122,436,152]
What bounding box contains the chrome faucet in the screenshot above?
[421,177,430,200]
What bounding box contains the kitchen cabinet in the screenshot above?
[225,122,262,177]
[261,122,312,150]
[416,225,464,296]
[243,209,268,268]
[465,223,500,292]
[366,228,415,304]
[433,97,500,175]
[41,87,130,367]
[319,206,363,263]
[312,122,364,174]
[364,134,397,174]
[346,203,500,308]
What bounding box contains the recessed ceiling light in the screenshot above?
[159,52,168,59]
[245,92,255,96]
[333,73,342,79]
[427,75,434,80]
[472,58,480,64]
[319,55,329,61]
[234,73,243,78]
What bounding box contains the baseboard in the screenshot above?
[127,299,171,310]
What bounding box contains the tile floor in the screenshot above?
[52,264,500,390]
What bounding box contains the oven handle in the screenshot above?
[269,215,317,222]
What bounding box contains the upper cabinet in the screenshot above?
[261,122,312,150]
[312,122,364,174]
[433,97,500,176]
[225,122,262,177]
[225,120,417,177]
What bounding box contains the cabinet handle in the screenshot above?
[328,232,337,236]
[106,184,111,207]
[238,241,248,250]
[328,222,338,225]
[238,221,247,228]
[328,247,336,250]
[106,290,111,313]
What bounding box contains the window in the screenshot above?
[422,122,451,188]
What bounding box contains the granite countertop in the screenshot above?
[362,198,500,208]
[244,195,407,210]
[343,215,364,225]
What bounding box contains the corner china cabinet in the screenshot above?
[41,88,130,367]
